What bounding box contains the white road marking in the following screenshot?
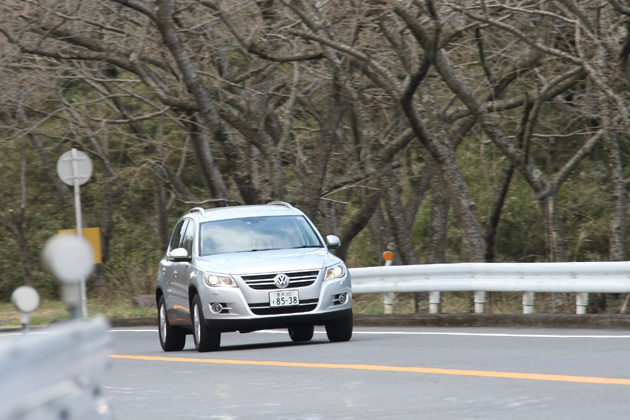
[3,328,628,339]
[105,329,630,338]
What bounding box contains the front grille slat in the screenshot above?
[244,281,277,287]
[241,270,320,290]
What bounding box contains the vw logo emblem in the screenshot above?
[274,274,290,289]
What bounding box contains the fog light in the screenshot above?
[338,293,347,304]
[210,303,223,314]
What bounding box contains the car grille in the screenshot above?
[241,270,320,290]
[248,298,319,315]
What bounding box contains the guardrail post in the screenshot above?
[384,292,395,314]
[474,291,485,313]
[576,292,588,314]
[522,292,535,314]
[429,291,441,314]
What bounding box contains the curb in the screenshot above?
[108,317,158,328]
[3,314,630,332]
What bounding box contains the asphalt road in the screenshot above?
[101,326,630,420]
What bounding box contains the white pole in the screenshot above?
[383,258,394,314]
[71,149,88,319]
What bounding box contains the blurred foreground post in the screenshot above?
[0,318,112,420]
[0,234,110,420]
[43,234,95,319]
[11,286,39,333]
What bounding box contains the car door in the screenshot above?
[171,219,195,325]
[162,219,188,323]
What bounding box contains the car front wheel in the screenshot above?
[288,325,314,342]
[158,296,186,352]
[192,294,221,352]
[325,312,353,342]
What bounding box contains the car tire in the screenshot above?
[192,294,221,352]
[158,296,186,352]
[325,312,353,342]
[288,325,314,342]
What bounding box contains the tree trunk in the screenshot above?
[0,211,34,287]
[405,159,434,231]
[604,131,626,262]
[400,101,485,262]
[378,162,421,265]
[102,84,198,203]
[601,127,626,313]
[155,0,261,204]
[0,143,34,286]
[337,189,380,262]
[540,194,566,263]
[426,170,449,265]
[299,79,346,221]
[190,117,229,201]
[96,173,114,298]
[540,193,566,313]
[484,162,515,263]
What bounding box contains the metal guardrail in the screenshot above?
[349,262,630,314]
[0,318,113,420]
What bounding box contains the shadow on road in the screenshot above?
[181,339,329,353]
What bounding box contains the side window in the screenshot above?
[180,221,195,257]
[169,220,188,251]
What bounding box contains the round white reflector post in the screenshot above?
[43,234,95,319]
[11,286,40,333]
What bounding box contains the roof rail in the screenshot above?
[267,201,295,209]
[189,207,205,215]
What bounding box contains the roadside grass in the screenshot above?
[0,298,157,328]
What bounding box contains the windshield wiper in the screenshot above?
[290,245,322,249]
[239,248,281,253]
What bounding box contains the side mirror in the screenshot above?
[326,235,341,251]
[169,248,189,261]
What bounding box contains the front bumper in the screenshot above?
[197,273,352,333]
[205,308,352,333]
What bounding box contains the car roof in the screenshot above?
[186,202,305,223]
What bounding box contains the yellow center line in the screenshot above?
[110,355,630,386]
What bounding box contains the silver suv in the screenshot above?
[156,202,353,352]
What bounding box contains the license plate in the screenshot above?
[269,290,299,307]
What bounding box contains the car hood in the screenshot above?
[194,248,340,275]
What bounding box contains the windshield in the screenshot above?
[199,215,323,256]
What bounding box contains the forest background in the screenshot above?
[1,0,630,315]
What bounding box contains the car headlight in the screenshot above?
[203,272,237,288]
[325,263,346,281]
